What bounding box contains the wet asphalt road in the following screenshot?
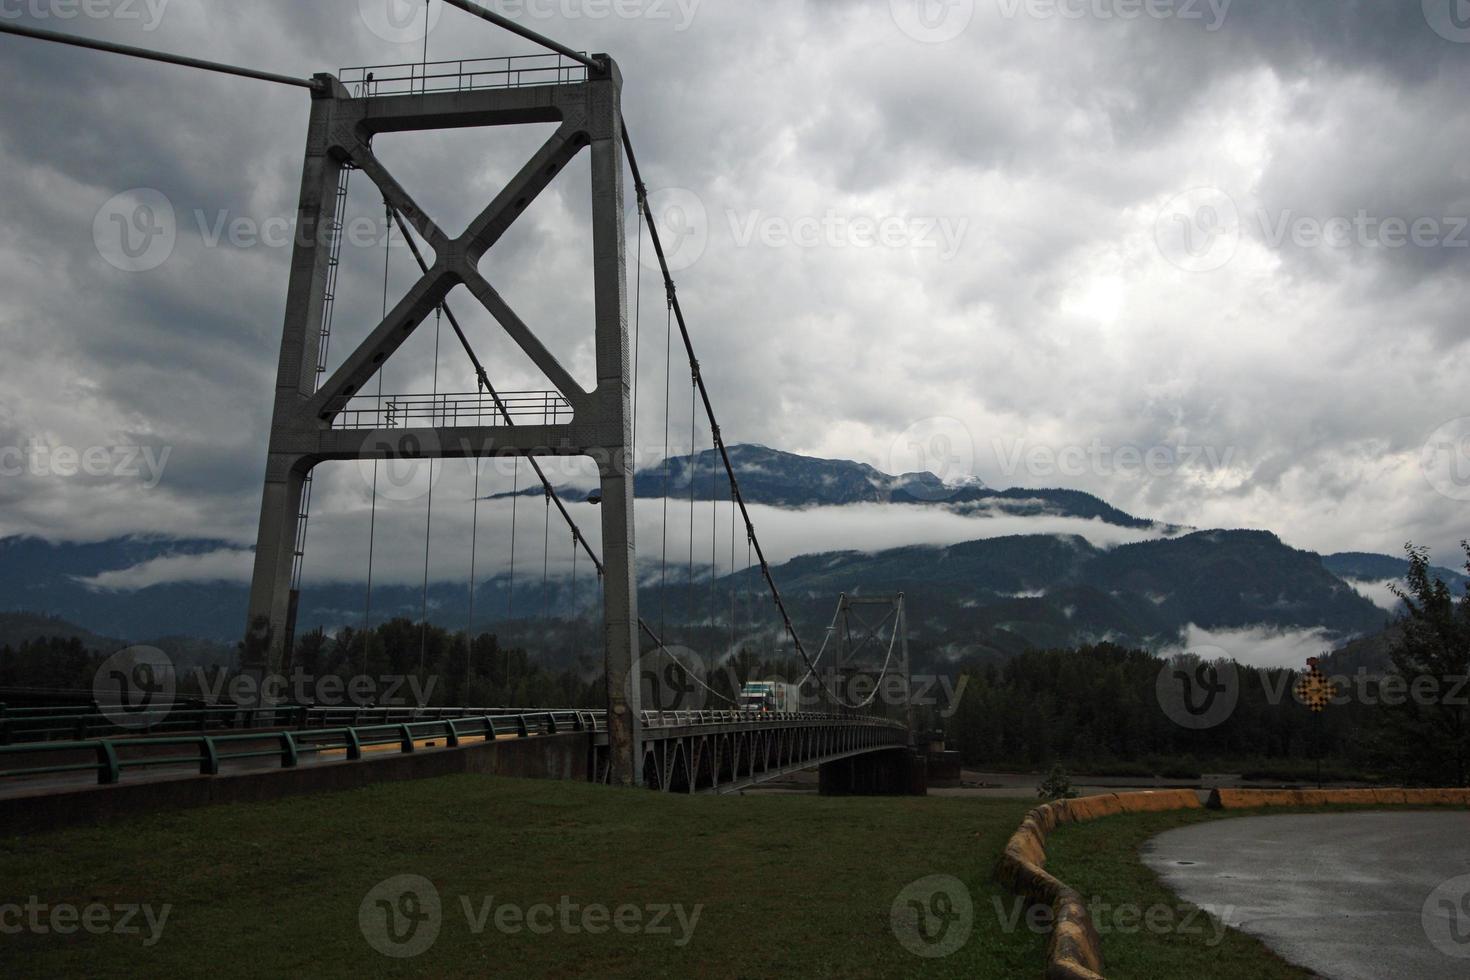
[1142,811,1470,980]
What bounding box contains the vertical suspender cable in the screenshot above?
[363,201,392,674]
[729,489,736,657]
[571,533,578,660]
[710,448,717,631]
[687,377,696,626]
[541,401,551,621]
[541,487,551,621]
[419,305,442,675]
[468,454,480,655]
[659,295,672,641]
[507,456,519,695]
[632,184,645,454]
[507,458,519,618]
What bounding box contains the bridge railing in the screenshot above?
[0,709,905,788]
[338,53,589,98]
[328,389,572,430]
[0,703,550,745]
[0,710,604,788]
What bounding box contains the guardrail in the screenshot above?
[0,709,906,788]
[0,710,600,787]
[339,53,589,97]
[0,703,546,745]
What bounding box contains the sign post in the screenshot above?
[1294,657,1336,788]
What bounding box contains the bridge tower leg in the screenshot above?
[244,59,641,784]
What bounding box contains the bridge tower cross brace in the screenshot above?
[244,58,643,786]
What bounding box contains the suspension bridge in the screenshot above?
[0,3,923,808]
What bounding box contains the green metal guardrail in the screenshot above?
[0,710,906,787]
[0,703,546,745]
[0,710,603,786]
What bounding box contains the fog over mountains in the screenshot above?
[1,446,1462,668]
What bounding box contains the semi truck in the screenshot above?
[739,680,801,713]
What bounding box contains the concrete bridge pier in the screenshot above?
[818,748,927,797]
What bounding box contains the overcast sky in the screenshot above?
[1,0,1467,585]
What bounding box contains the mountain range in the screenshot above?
[0,445,1462,666]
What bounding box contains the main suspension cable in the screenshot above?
[621,124,827,691]
[0,20,320,89]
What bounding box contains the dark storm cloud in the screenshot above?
[0,0,1466,571]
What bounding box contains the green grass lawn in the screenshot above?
[8,774,1415,979]
[0,775,1054,979]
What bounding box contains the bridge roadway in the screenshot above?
[0,708,910,801]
